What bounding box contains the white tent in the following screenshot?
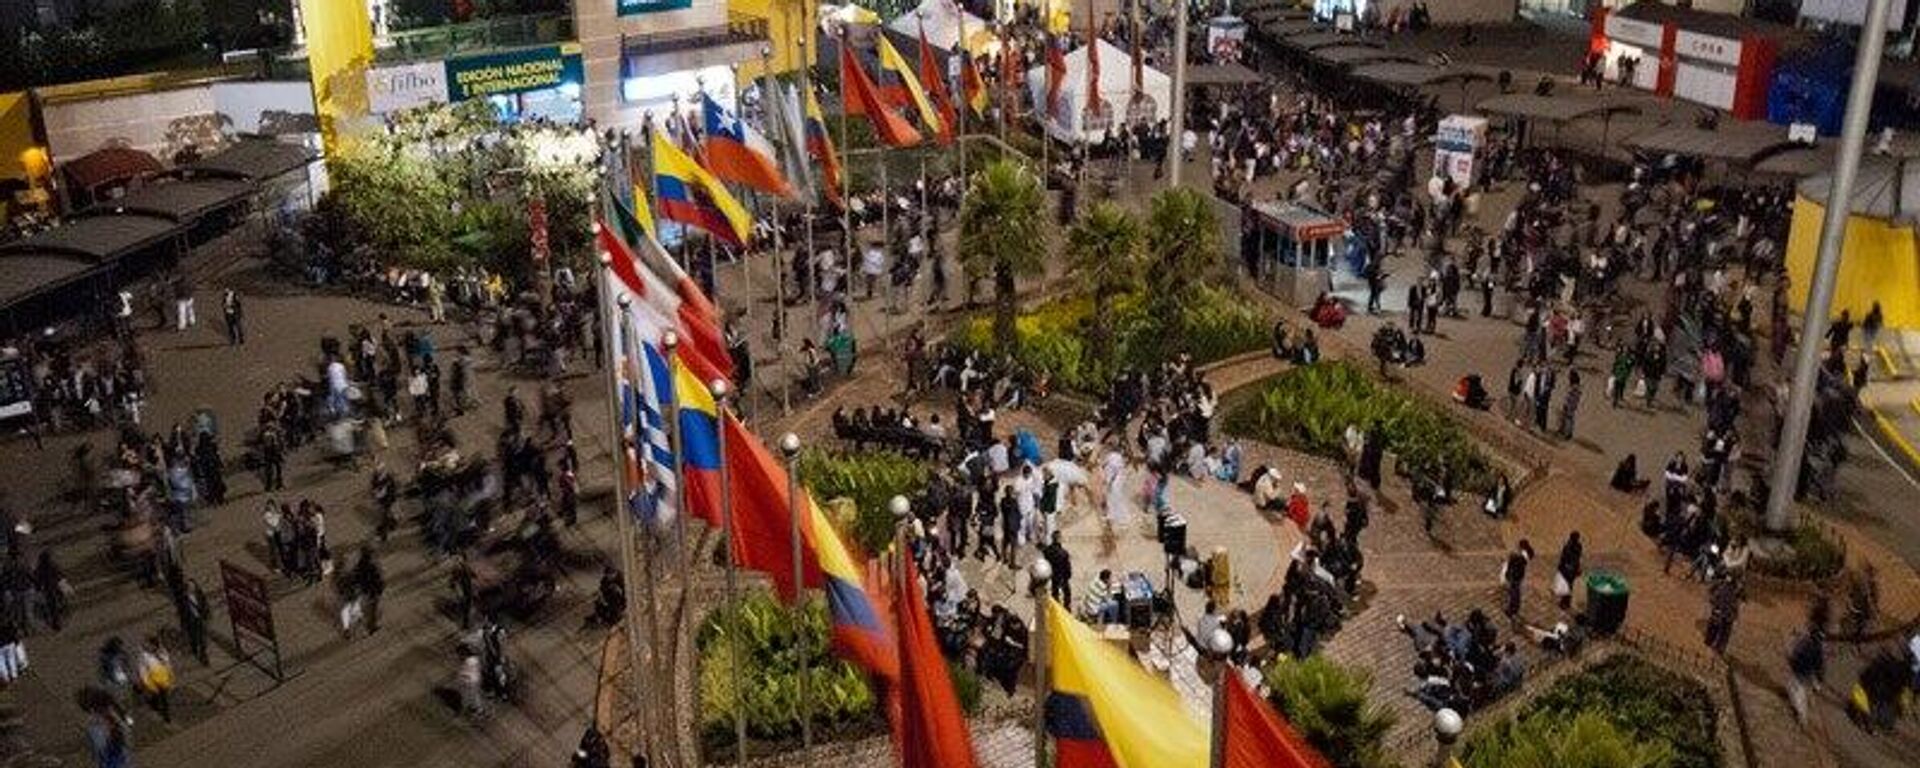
[1025,39,1172,143]
[886,0,996,55]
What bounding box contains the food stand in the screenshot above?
[1433,114,1489,188]
[1246,201,1350,307]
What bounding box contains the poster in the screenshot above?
[619,0,693,15]
[445,45,586,103]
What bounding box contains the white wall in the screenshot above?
[42,81,316,165]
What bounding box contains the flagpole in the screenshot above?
[595,254,658,768]
[1029,567,1053,768]
[779,432,813,757]
[795,34,817,416]
[1166,0,1188,189]
[711,380,748,766]
[663,332,692,589]
[1206,628,1232,768]
[838,28,855,298]
[760,43,793,417]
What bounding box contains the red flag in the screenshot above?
[961,53,989,117]
[917,26,958,144]
[1223,673,1332,768]
[890,557,979,768]
[1045,37,1067,123]
[721,414,823,601]
[1085,21,1105,116]
[840,41,923,147]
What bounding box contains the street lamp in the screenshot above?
[1432,708,1464,768]
[1028,556,1055,768]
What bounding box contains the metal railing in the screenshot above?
[377,12,577,64]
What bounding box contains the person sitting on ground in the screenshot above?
[1249,466,1286,511]
[1453,374,1491,410]
[1611,453,1651,492]
[1083,569,1121,624]
[1308,293,1347,329]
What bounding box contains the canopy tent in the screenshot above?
[90,177,253,223]
[1280,32,1370,52]
[0,211,177,262]
[1475,93,1631,125]
[887,0,997,56]
[1310,45,1415,69]
[0,255,97,309]
[1620,124,1799,166]
[1026,39,1173,143]
[1785,159,1920,328]
[1352,62,1493,89]
[187,139,318,183]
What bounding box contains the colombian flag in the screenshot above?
[700,93,795,198]
[652,130,752,246]
[1043,598,1207,768]
[806,489,898,682]
[670,356,725,525]
[803,88,846,209]
[877,36,947,143]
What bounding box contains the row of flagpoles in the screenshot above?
[587,3,1346,766]
[593,193,1343,768]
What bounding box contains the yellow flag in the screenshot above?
[1045,598,1208,768]
[876,36,946,138]
[630,183,657,243]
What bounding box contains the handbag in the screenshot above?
[1552,573,1572,597]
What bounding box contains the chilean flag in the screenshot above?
[700,94,795,199]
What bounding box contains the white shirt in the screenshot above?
[326,360,350,394]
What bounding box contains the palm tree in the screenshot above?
[959,158,1047,352]
[1065,201,1144,369]
[1263,655,1397,768]
[1145,186,1223,306]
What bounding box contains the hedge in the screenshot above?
[1461,655,1722,768]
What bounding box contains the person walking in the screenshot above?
[35,551,69,632]
[80,689,134,768]
[171,274,195,332]
[1553,532,1582,611]
[997,486,1021,569]
[1041,532,1073,604]
[353,546,386,635]
[1557,369,1583,439]
[1501,540,1533,620]
[1703,575,1741,655]
[1787,625,1825,723]
[179,580,210,665]
[134,635,175,723]
[222,289,245,345]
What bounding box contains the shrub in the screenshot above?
[796,449,930,556]
[1463,655,1721,768]
[1463,710,1675,768]
[955,284,1271,393]
[1724,512,1845,581]
[948,661,985,715]
[1262,655,1397,768]
[1225,361,1497,493]
[697,593,880,752]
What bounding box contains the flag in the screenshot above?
[915,24,959,143]
[808,488,898,681]
[877,36,947,143]
[840,41,923,147]
[891,556,977,768]
[1084,20,1105,116]
[961,53,989,117]
[596,217,732,385]
[614,306,678,526]
[701,93,795,198]
[652,130,752,246]
[670,356,725,525]
[1044,598,1207,768]
[1045,37,1067,123]
[628,183,658,243]
[1222,673,1331,768]
[772,83,815,198]
[608,189,655,256]
[803,87,846,208]
[720,412,822,600]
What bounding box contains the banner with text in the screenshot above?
[446,44,586,102]
[618,0,692,15]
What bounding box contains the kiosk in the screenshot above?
[1246,201,1350,306]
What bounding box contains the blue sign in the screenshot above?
[619,0,692,16]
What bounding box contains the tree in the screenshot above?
[959,159,1047,352]
[1262,655,1397,768]
[1463,711,1674,768]
[1145,186,1222,306]
[1065,201,1143,369]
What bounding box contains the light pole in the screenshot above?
[1166,0,1189,188]
[1431,707,1463,768]
[1028,557,1055,768]
[780,431,812,758]
[1205,627,1234,768]
[1765,0,1896,533]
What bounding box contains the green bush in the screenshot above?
[948,661,984,716]
[1463,655,1721,768]
[1724,512,1845,581]
[796,449,930,556]
[697,593,881,752]
[955,284,1271,393]
[1224,361,1497,493]
[1463,710,1675,768]
[1262,655,1398,768]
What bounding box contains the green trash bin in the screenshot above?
[1586,571,1630,635]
